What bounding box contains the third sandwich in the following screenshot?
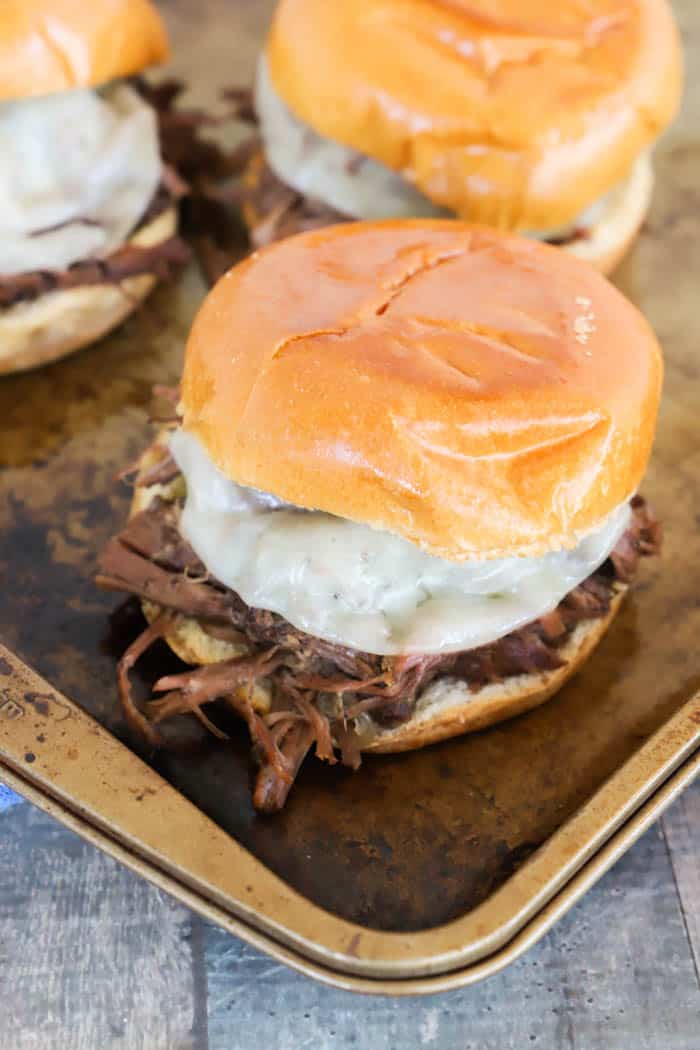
[98,220,662,811]
[0,0,188,375]
[242,0,681,274]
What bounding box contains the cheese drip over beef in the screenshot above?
[97,454,661,812]
[0,83,161,276]
[169,429,632,657]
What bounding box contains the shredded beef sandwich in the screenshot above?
[0,0,190,375]
[98,220,663,811]
[233,0,681,270]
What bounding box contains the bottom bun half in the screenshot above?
[241,147,651,277]
[563,153,653,276]
[361,594,623,753]
[0,208,177,376]
[131,445,625,748]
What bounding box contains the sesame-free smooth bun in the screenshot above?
[265,0,681,231]
[0,0,169,102]
[181,220,662,561]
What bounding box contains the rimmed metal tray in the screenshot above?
[0,0,698,994]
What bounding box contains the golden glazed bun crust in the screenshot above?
[266,0,682,230]
[0,208,177,375]
[0,0,169,102]
[182,220,662,561]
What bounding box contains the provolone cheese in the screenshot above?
[0,84,161,277]
[256,56,643,240]
[170,429,630,657]
[255,57,449,220]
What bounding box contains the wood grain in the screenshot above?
[204,791,700,1050]
[0,803,198,1050]
[662,781,700,981]
[2,789,697,1048]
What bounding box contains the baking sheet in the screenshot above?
[0,0,698,961]
[0,643,696,988]
[1,721,696,994]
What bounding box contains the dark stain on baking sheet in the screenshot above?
[1,94,699,932]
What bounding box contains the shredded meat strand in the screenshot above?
[151,648,283,705]
[150,691,230,740]
[334,723,363,771]
[225,692,295,790]
[253,723,316,813]
[97,538,232,623]
[116,613,173,748]
[137,452,180,488]
[294,693,337,765]
[0,234,190,309]
[240,150,349,248]
[99,476,661,811]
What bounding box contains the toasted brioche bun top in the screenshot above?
[265,0,682,230]
[181,220,662,561]
[0,0,169,102]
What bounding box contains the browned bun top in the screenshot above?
[181,220,662,561]
[266,0,682,230]
[0,0,169,101]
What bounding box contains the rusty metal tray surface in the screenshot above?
[0,0,698,990]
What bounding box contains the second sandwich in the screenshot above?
[243,0,681,273]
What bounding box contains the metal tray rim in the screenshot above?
[0,646,697,984]
[1,743,696,995]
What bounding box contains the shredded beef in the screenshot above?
[136,78,261,288]
[98,479,661,810]
[99,534,232,623]
[254,721,316,812]
[238,150,353,248]
[0,231,190,310]
[611,495,662,582]
[0,72,247,310]
[196,85,351,249]
[0,167,191,310]
[238,151,591,250]
[152,648,285,712]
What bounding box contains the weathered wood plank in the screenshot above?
[204,815,699,1050]
[662,780,700,981]
[1,789,696,1050]
[0,803,199,1050]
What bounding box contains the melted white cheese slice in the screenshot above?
[0,83,161,276]
[255,56,641,240]
[170,429,630,657]
[255,57,450,220]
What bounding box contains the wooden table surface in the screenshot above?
[0,781,697,1048]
